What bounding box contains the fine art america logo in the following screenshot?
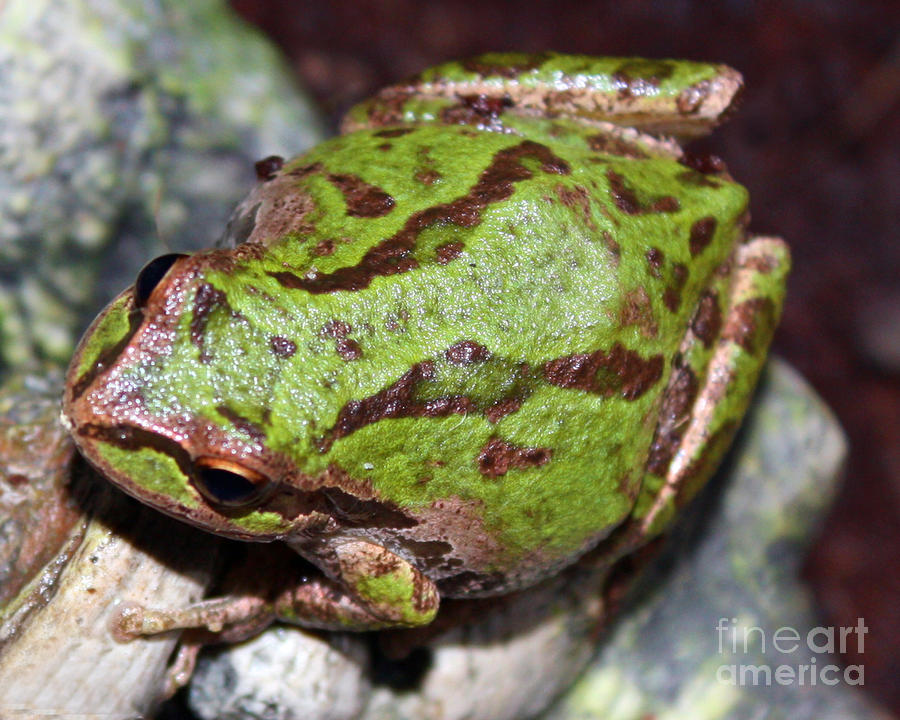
[716,617,867,686]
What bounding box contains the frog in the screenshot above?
[61,52,789,637]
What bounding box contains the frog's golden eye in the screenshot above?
[134,253,189,309]
[192,456,273,508]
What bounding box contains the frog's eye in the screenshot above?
[192,457,273,508]
[134,253,189,308]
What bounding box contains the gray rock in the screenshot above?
[0,0,324,370]
[546,358,892,720]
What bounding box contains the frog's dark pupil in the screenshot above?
[134,253,188,308]
[194,466,264,507]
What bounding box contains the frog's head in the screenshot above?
[63,251,325,542]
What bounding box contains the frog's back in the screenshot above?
[179,121,748,588]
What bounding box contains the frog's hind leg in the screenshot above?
[626,235,790,542]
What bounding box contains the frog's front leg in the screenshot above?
[114,540,439,643]
[625,235,790,542]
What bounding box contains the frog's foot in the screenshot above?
[280,539,440,631]
[626,235,790,541]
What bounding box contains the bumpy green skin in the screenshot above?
[63,54,789,629]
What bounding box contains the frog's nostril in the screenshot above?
[134,253,189,308]
[192,457,272,508]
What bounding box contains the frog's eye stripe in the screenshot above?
[134,253,189,309]
[192,456,273,508]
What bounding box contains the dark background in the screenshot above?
[230,0,899,711]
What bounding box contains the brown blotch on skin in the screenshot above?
[377,143,392,151]
[327,174,396,218]
[254,155,284,181]
[190,283,229,362]
[556,184,597,230]
[461,53,548,78]
[445,340,492,365]
[321,320,362,361]
[619,287,658,338]
[689,217,718,257]
[722,297,776,354]
[313,239,336,256]
[415,168,442,185]
[646,362,700,476]
[646,248,665,279]
[217,405,267,443]
[587,133,649,159]
[318,362,477,450]
[270,140,569,294]
[602,231,621,264]
[373,127,415,138]
[484,398,523,423]
[270,336,297,358]
[664,263,689,312]
[675,169,722,189]
[607,170,680,215]
[435,241,464,265]
[543,343,664,400]
[691,291,723,349]
[612,59,676,100]
[680,150,728,175]
[477,438,552,478]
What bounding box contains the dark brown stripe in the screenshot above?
[268,140,570,295]
[543,343,664,400]
[477,438,552,478]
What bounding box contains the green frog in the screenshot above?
[61,52,789,634]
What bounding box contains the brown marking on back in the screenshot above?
[543,343,664,400]
[270,336,297,358]
[646,248,665,279]
[679,150,727,175]
[690,291,723,349]
[664,263,690,312]
[602,231,621,264]
[445,341,492,365]
[313,239,336,256]
[321,320,363,361]
[373,128,415,138]
[722,297,776,354]
[318,362,476,451]
[646,362,700,476]
[556,184,597,231]
[619,287,658,337]
[436,241,464,265]
[327,173,395,218]
[477,438,552,478]
[606,170,680,215]
[461,54,548,78]
[689,217,718,257]
[190,283,229,362]
[484,398,523,423]
[612,59,676,101]
[268,140,570,294]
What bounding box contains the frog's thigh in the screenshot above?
[640,235,790,535]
